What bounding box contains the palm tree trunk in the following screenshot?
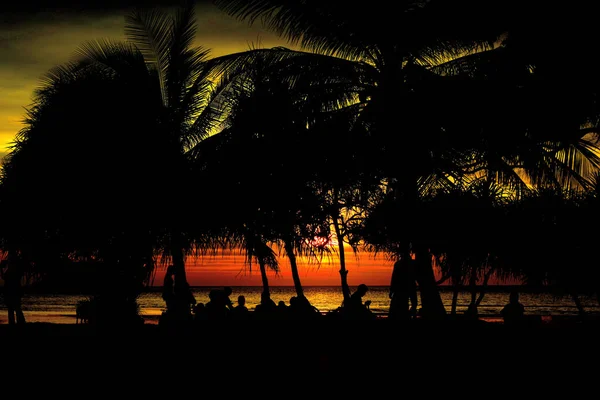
[451,282,459,315]
[390,169,446,319]
[450,261,462,315]
[332,213,351,304]
[170,229,189,288]
[259,257,270,298]
[468,266,477,310]
[475,265,495,307]
[169,229,195,321]
[571,293,586,316]
[414,248,447,319]
[284,238,304,299]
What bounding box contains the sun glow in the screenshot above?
[306,234,340,249]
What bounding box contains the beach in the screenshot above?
[2,316,599,397]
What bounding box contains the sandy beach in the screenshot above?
[2,316,598,397]
[1,313,598,339]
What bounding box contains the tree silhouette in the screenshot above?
[0,2,262,322]
[199,51,331,305]
[214,0,600,320]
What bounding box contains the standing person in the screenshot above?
[389,256,418,321]
[1,258,26,325]
[161,265,176,312]
[160,265,196,326]
[174,280,197,317]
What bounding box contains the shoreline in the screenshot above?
[2,309,598,326]
[1,312,598,331]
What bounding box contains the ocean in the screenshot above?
[1,286,598,325]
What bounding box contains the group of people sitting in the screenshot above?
[191,288,324,322]
[159,265,378,325]
[160,262,529,326]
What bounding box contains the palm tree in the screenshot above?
[0,2,268,320]
[215,0,600,320]
[501,187,596,317]
[213,0,517,319]
[193,130,283,300]
[0,46,163,324]
[197,49,332,305]
[426,180,511,317]
[118,3,228,297]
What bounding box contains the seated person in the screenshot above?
[500,290,525,325]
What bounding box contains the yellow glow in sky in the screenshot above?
[0,4,290,158]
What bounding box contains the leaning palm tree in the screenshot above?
[193,130,283,300]
[199,50,332,304]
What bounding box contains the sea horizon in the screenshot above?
[2,285,599,326]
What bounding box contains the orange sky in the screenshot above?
[150,247,522,287]
[1,3,523,289]
[151,248,396,287]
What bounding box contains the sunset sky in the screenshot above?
[0,1,400,287]
[0,0,290,158]
[151,248,397,287]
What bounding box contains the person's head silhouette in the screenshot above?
[356,284,368,296]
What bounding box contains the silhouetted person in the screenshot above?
[161,265,196,327]
[162,265,176,311]
[343,284,375,320]
[231,295,249,320]
[206,286,234,320]
[1,259,26,325]
[193,302,207,323]
[501,290,525,326]
[254,291,277,319]
[174,280,197,313]
[276,300,288,312]
[288,296,300,317]
[389,257,418,321]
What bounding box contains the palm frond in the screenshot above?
[552,138,600,191]
[165,1,203,107]
[71,39,157,90]
[125,6,173,105]
[214,0,373,59]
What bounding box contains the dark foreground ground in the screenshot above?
[2,317,599,395]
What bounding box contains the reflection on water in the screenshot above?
[1,286,598,324]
